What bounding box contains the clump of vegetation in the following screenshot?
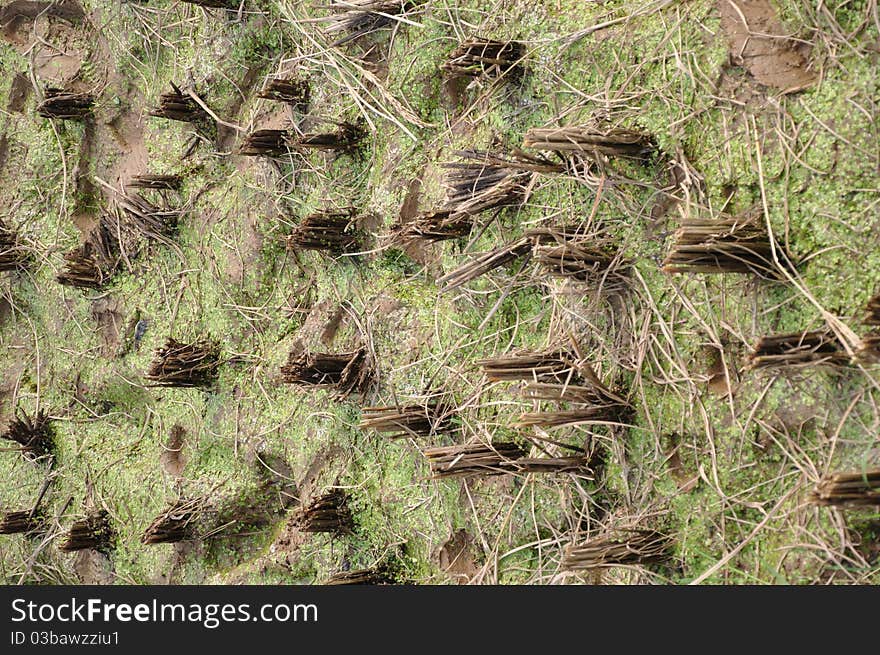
[257,77,310,110]
[360,402,452,439]
[295,490,353,535]
[563,529,673,571]
[811,470,880,507]
[662,214,788,278]
[0,509,45,536]
[423,442,526,478]
[280,346,373,395]
[319,0,416,46]
[59,510,114,552]
[145,338,221,388]
[746,329,849,370]
[142,498,206,545]
[442,39,525,80]
[287,209,362,253]
[1,409,54,462]
[0,218,29,272]
[36,88,93,120]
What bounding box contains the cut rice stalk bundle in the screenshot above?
[516,406,629,429]
[292,122,365,153]
[563,529,672,570]
[296,490,353,535]
[56,214,123,290]
[437,237,532,293]
[37,88,94,120]
[857,333,880,362]
[150,83,209,125]
[360,402,452,439]
[280,348,372,395]
[477,350,577,383]
[0,509,45,535]
[391,210,473,243]
[442,39,525,79]
[441,151,533,219]
[523,126,654,161]
[178,0,243,8]
[746,329,849,370]
[510,456,591,474]
[257,77,310,109]
[520,380,628,406]
[142,499,205,544]
[863,291,880,326]
[662,216,785,278]
[326,566,394,585]
[0,218,29,272]
[286,209,361,253]
[423,442,526,478]
[1,409,54,461]
[240,129,292,157]
[125,174,182,191]
[145,338,221,388]
[533,240,626,289]
[59,510,114,552]
[117,191,182,238]
[810,469,880,507]
[320,1,415,46]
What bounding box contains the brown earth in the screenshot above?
[717,0,817,93]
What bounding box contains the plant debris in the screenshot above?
[810,469,880,507]
[1,409,54,461]
[145,338,221,388]
[437,237,532,292]
[257,77,310,110]
[442,39,525,79]
[150,83,209,126]
[523,126,654,161]
[359,402,452,438]
[325,566,395,584]
[286,208,361,253]
[320,0,415,46]
[423,442,526,478]
[239,129,291,157]
[662,215,785,278]
[440,150,533,219]
[477,349,577,382]
[36,88,94,120]
[117,190,182,239]
[56,214,123,290]
[563,529,672,570]
[0,218,28,272]
[142,499,204,544]
[295,490,353,535]
[280,347,372,395]
[0,509,45,536]
[391,210,473,243]
[125,174,182,191]
[59,510,114,552]
[533,235,626,289]
[292,122,365,153]
[746,329,849,370]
